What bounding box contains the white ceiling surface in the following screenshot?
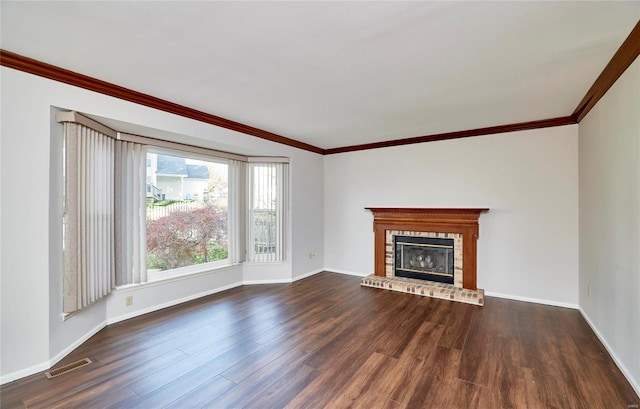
[2,2,638,150]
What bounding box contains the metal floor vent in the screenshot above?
[45,358,92,379]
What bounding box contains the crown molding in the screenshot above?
[572,20,640,123]
[0,49,324,155]
[2,15,638,157]
[324,116,576,154]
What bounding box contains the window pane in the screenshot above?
[145,152,229,272]
[248,163,287,262]
[251,164,276,261]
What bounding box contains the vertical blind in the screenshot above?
[228,159,246,264]
[247,162,288,262]
[63,123,115,313]
[114,141,147,286]
[61,118,148,313]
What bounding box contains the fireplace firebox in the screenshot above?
[362,208,488,306]
[394,236,454,284]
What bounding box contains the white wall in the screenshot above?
[324,125,579,306]
[578,57,640,394]
[106,266,243,322]
[155,176,185,200]
[1,68,51,381]
[291,155,325,280]
[0,67,324,381]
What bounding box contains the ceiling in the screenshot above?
[1,1,638,151]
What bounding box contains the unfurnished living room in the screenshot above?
[1,1,639,408]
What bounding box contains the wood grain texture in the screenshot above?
[1,272,638,408]
[324,116,577,154]
[0,49,324,154]
[572,20,640,122]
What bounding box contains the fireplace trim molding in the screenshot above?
[366,208,489,290]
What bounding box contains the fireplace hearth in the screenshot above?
[361,208,488,306]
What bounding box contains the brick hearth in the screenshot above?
[360,275,484,306]
[363,208,488,306]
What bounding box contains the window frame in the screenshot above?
[246,161,288,263]
[145,146,232,281]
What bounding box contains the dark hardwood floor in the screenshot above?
[1,272,638,408]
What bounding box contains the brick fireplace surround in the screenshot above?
[361,208,488,306]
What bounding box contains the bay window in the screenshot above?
[58,111,289,313]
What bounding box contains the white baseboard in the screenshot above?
[109,268,325,324]
[325,272,579,310]
[0,320,107,385]
[3,281,245,385]
[242,278,292,285]
[484,291,579,310]
[0,268,366,385]
[244,268,325,285]
[579,308,640,399]
[107,281,243,325]
[323,268,368,277]
[1,361,51,385]
[292,268,324,282]
[48,320,107,367]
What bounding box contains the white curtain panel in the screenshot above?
[276,162,288,262]
[114,141,148,286]
[63,123,115,313]
[228,159,246,264]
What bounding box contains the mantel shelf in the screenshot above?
[367,207,488,290]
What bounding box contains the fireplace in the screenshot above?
[361,208,488,306]
[394,236,454,284]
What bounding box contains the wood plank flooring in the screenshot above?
[1,272,638,408]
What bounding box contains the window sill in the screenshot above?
[114,262,240,293]
[245,260,286,265]
[61,310,79,321]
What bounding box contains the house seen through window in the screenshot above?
[145,152,229,274]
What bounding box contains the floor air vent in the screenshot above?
[45,358,92,379]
